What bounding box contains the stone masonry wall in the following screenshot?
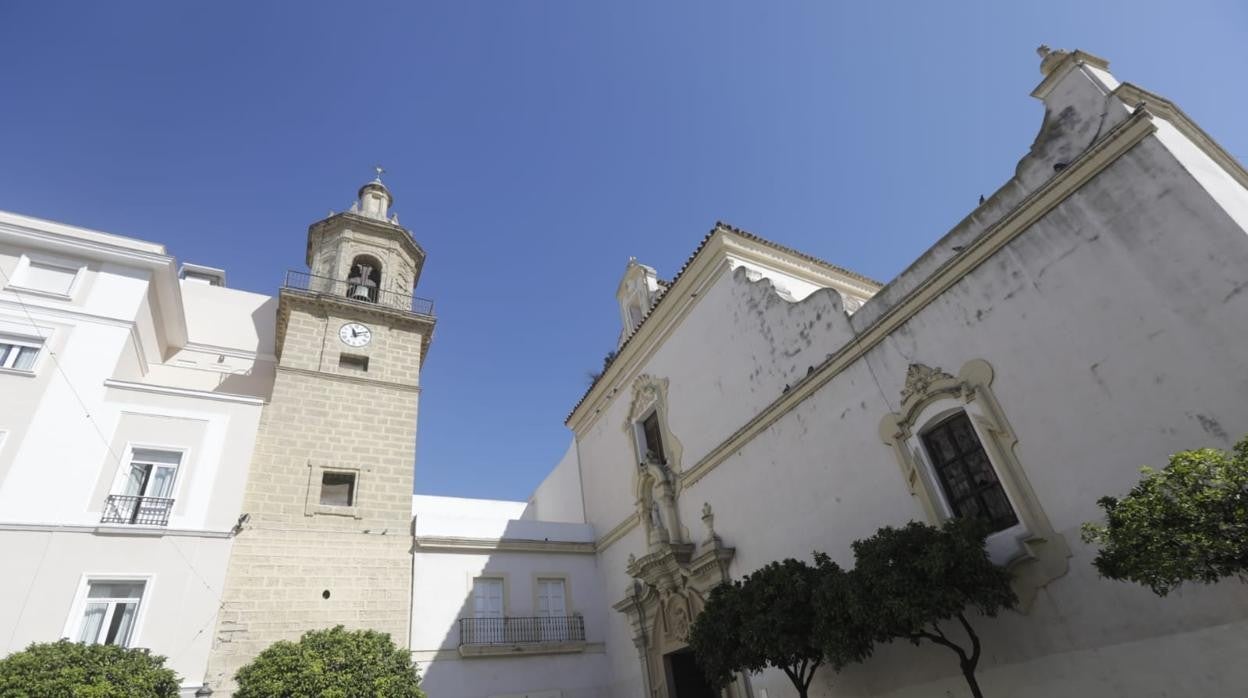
[205,299,424,694]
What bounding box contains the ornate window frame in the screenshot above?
[879,359,1068,605]
[624,374,687,549]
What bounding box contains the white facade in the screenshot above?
[414,48,1248,698]
[3,45,1248,698]
[0,211,275,696]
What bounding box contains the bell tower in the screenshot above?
[205,174,436,695]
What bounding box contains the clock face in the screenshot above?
[338,323,372,347]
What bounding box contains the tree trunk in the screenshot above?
[960,663,984,698]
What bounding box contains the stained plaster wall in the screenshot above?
[577,65,1248,698]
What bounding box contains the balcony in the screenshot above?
[100,495,174,527]
[458,616,587,657]
[282,270,435,318]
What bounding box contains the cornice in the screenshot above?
[0,521,234,539]
[414,535,595,555]
[103,378,267,406]
[1113,82,1248,190]
[596,512,639,550]
[594,107,1158,552]
[306,211,426,269]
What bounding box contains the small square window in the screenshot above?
[339,353,369,372]
[320,471,356,507]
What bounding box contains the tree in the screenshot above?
[234,626,424,698]
[811,553,874,673]
[850,519,1017,698]
[689,557,866,698]
[0,639,180,697]
[1081,437,1248,596]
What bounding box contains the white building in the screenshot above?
[412,47,1248,698]
[0,212,275,695]
[2,46,1248,698]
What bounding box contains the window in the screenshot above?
[102,449,181,526]
[921,412,1019,533]
[15,259,79,296]
[320,471,356,506]
[881,360,1070,601]
[338,353,369,373]
[471,577,505,644]
[0,337,41,371]
[640,412,665,464]
[537,578,568,641]
[77,580,145,647]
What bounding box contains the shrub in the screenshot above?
[0,640,180,697]
[234,625,424,698]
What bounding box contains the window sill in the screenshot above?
[0,366,36,378]
[458,640,587,658]
[307,504,362,519]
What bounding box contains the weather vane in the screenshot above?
[374,165,385,181]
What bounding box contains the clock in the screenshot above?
[338,322,372,347]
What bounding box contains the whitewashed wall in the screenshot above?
[573,57,1248,698]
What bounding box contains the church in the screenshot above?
[1,47,1246,697]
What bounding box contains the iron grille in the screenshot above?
[459,615,586,646]
[100,495,175,526]
[282,270,435,317]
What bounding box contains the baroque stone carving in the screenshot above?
[900,363,956,405]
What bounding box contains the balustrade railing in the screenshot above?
[459,615,586,646]
[282,270,435,317]
[100,494,174,526]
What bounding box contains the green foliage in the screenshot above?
[811,553,874,671]
[234,626,424,698]
[1081,437,1248,596]
[686,579,747,691]
[850,518,1016,698]
[0,640,180,698]
[689,557,866,697]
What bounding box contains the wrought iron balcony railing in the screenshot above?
[100,494,175,526]
[459,615,586,646]
[282,270,435,317]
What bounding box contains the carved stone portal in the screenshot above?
[614,514,736,698]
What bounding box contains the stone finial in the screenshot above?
[1037,45,1070,76]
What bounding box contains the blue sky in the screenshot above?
[2,1,1245,501]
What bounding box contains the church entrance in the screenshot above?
[665,648,717,698]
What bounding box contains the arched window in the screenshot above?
[346,255,383,303]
